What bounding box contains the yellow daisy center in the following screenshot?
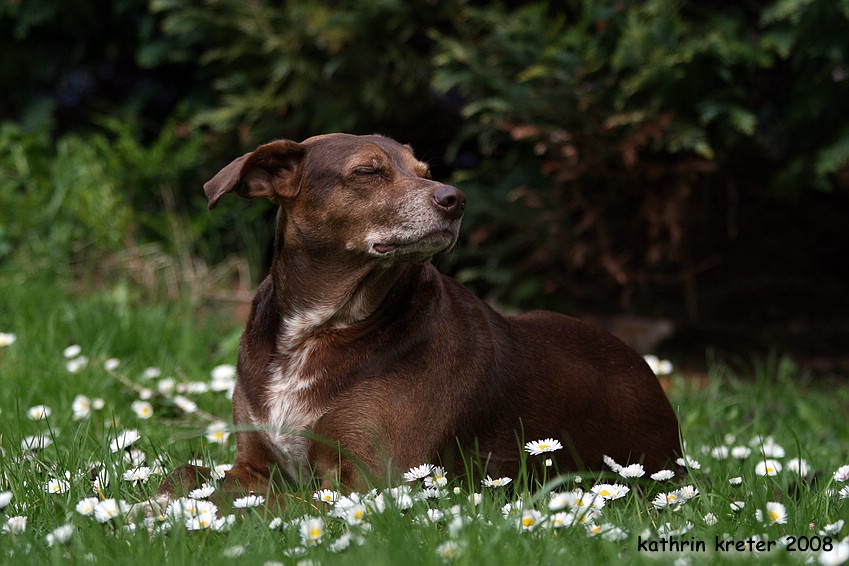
[599,490,610,497]
[309,528,322,539]
[769,511,780,521]
[522,516,536,527]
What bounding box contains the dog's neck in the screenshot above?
[270,240,407,350]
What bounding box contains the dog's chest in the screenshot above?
[259,313,334,479]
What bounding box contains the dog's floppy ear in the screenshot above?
[204,139,306,210]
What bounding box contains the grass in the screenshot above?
[1,269,848,565]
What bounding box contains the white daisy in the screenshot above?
[561,489,605,513]
[66,356,88,373]
[837,485,849,499]
[186,511,217,531]
[386,485,414,510]
[600,524,629,541]
[157,377,176,395]
[643,354,674,376]
[27,404,52,420]
[482,475,512,488]
[518,509,543,531]
[524,438,563,456]
[652,492,677,510]
[820,520,844,536]
[233,494,265,508]
[72,394,92,420]
[0,332,16,347]
[787,458,810,477]
[210,463,232,481]
[0,492,13,510]
[602,454,623,472]
[651,469,675,481]
[424,466,448,488]
[205,421,230,444]
[184,381,210,394]
[63,344,82,358]
[211,364,236,381]
[189,484,216,499]
[210,366,236,397]
[818,540,849,566]
[501,500,524,518]
[756,437,785,458]
[703,513,718,525]
[730,501,746,512]
[20,434,52,451]
[343,503,367,526]
[549,511,575,528]
[436,540,463,560]
[109,429,141,452]
[142,367,162,380]
[675,456,701,469]
[76,497,99,516]
[833,464,849,482]
[675,485,700,501]
[313,489,339,505]
[731,445,752,459]
[123,448,146,465]
[711,446,730,460]
[657,521,694,539]
[45,478,70,494]
[122,466,153,485]
[403,463,433,482]
[45,524,74,546]
[755,501,788,525]
[104,358,121,372]
[591,483,630,500]
[222,546,245,558]
[130,400,154,419]
[329,531,354,553]
[426,508,445,522]
[618,463,646,478]
[755,459,783,477]
[94,498,127,523]
[729,476,743,486]
[3,516,27,534]
[172,395,197,414]
[168,497,217,521]
[299,516,324,545]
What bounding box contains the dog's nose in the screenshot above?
[432,185,467,219]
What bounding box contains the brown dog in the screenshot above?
[163,133,680,499]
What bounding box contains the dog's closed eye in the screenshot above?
[352,159,387,177]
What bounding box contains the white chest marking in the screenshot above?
[259,307,336,480]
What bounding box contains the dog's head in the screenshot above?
[204,133,466,263]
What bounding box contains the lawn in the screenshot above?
[1,271,848,565]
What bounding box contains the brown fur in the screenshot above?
[160,133,681,500]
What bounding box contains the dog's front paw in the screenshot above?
[158,464,214,498]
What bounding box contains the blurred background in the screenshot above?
[1,0,847,373]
